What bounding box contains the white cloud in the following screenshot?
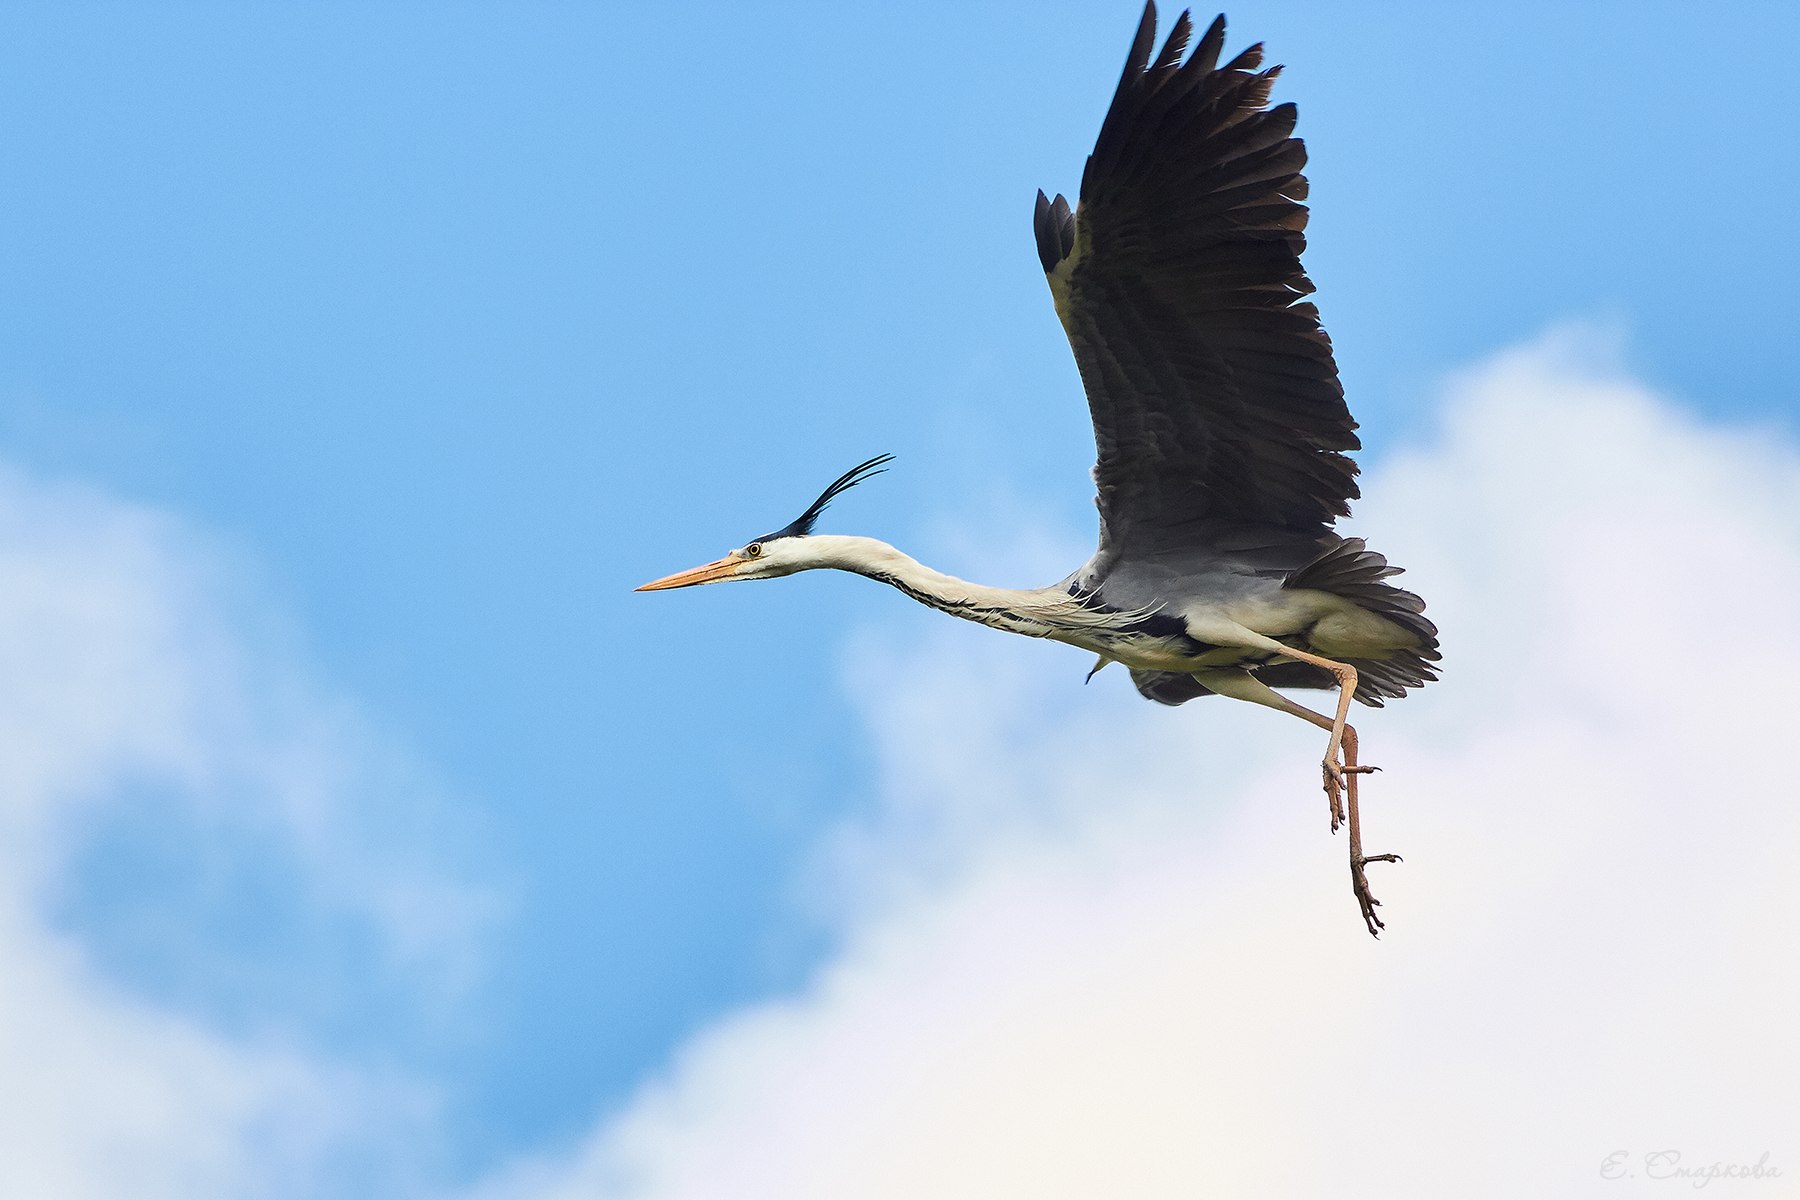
[469,325,1800,1200]
[0,468,493,1199]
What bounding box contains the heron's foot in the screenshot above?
[1351,851,1402,938]
[1321,759,1346,833]
[1323,757,1381,833]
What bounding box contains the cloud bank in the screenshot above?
[471,326,1800,1199]
[4,326,1792,1198]
[0,468,491,1199]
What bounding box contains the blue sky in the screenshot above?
[2,2,1797,1194]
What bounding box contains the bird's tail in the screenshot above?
[1282,537,1441,705]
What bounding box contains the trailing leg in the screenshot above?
[1270,645,1362,798]
[1194,669,1401,937]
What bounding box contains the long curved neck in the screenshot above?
[803,535,1083,640]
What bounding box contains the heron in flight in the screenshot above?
[638,4,1439,936]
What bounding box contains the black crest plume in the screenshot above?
[760,454,894,542]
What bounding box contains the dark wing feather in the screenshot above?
[1036,4,1358,559]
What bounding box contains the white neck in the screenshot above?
[797,535,1093,641]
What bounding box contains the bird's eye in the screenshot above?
[745,542,763,559]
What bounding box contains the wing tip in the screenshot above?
[1032,189,1076,275]
[1154,10,1194,71]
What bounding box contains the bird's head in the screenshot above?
[635,454,893,592]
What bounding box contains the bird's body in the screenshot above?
[639,4,1438,935]
[750,532,1430,697]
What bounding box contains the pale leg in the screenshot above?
[1195,669,1401,937]
[1271,645,1361,798]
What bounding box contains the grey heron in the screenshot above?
[638,4,1440,937]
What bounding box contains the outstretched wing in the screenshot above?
[1036,4,1358,562]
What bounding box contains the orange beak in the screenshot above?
[634,553,748,592]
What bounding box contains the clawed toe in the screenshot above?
[1320,760,1346,832]
[1350,852,1401,938]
